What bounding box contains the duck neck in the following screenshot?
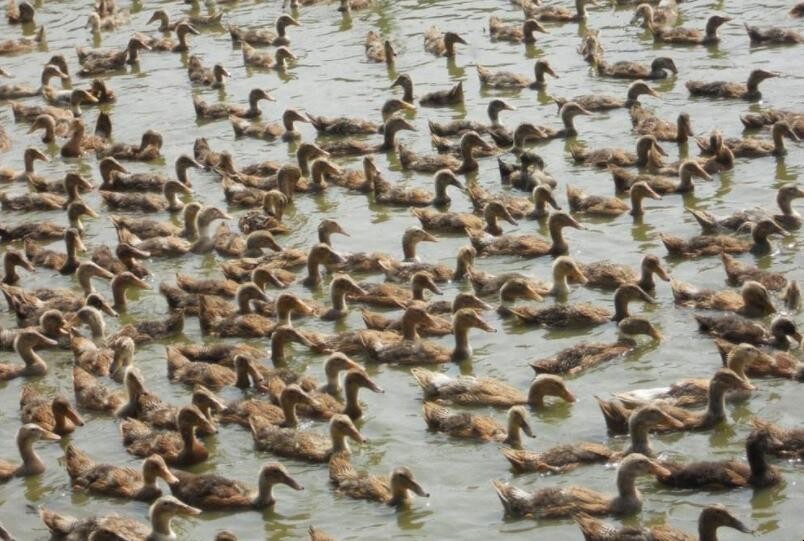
[141,465,159,493]
[705,382,727,423]
[52,407,70,434]
[237,292,253,315]
[150,507,176,539]
[331,288,348,314]
[612,290,632,322]
[18,343,47,374]
[575,0,587,18]
[402,236,418,261]
[24,153,38,174]
[549,222,568,255]
[562,112,577,134]
[341,381,361,419]
[306,256,322,286]
[399,79,414,103]
[331,431,351,454]
[488,106,502,126]
[627,422,653,456]
[254,477,276,508]
[615,470,640,508]
[18,435,45,475]
[677,166,694,191]
[282,113,297,132]
[400,316,419,341]
[485,213,502,236]
[383,124,401,150]
[637,266,655,291]
[460,144,477,171]
[746,437,770,481]
[551,269,570,296]
[112,282,127,310]
[630,190,646,216]
[3,258,20,284]
[270,335,287,364]
[772,127,786,154]
[388,478,409,506]
[777,193,797,217]
[247,95,262,116]
[453,256,470,280]
[676,117,689,144]
[452,324,471,360]
[281,397,299,428]
[699,521,724,541]
[503,418,523,448]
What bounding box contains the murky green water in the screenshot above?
[1,0,802,539]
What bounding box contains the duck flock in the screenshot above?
[0,0,802,539]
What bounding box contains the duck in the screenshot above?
[465,183,543,221]
[199,288,312,338]
[328,456,429,507]
[423,403,534,446]
[411,369,575,408]
[745,22,801,44]
[229,15,300,46]
[739,108,803,135]
[238,191,289,234]
[0,64,67,100]
[700,121,799,159]
[696,314,801,350]
[657,428,783,489]
[412,200,517,235]
[250,412,364,463]
[689,185,804,233]
[96,129,163,161]
[610,160,711,195]
[530,317,661,376]
[19,388,84,435]
[575,504,753,541]
[671,280,776,318]
[0,147,50,184]
[467,211,585,258]
[363,307,497,363]
[751,419,804,459]
[0,25,44,55]
[6,0,34,23]
[86,10,128,33]
[0,222,66,243]
[188,58,229,87]
[554,81,658,112]
[2,173,90,212]
[477,60,557,90]
[429,99,515,138]
[568,182,661,217]
[101,179,191,213]
[631,107,694,144]
[525,0,594,22]
[424,27,466,57]
[40,496,200,541]
[594,55,677,80]
[24,228,86,275]
[580,255,670,293]
[660,219,787,258]
[351,270,442,309]
[571,135,665,168]
[242,44,297,70]
[318,275,367,320]
[503,405,682,474]
[719,253,789,292]
[148,9,222,32]
[318,116,415,156]
[498,152,558,191]
[121,405,215,466]
[220,380,319,429]
[1,250,34,286]
[65,445,177,501]
[13,89,98,122]
[365,31,396,63]
[135,22,199,52]
[101,155,202,192]
[488,17,547,43]
[77,37,151,76]
[646,14,730,44]
[687,69,778,101]
[0,424,60,482]
[92,241,151,278]
[511,284,655,328]
[630,2,678,27]
[193,88,274,120]
[167,345,262,390]
[492,453,670,519]
[376,169,467,207]
[73,333,135,382]
[231,109,309,142]
[596,368,753,435]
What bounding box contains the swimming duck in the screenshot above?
[691,185,804,234]
[429,99,515,138]
[242,44,297,70]
[351,269,442,309]
[701,121,799,159]
[19,388,83,435]
[719,253,789,292]
[631,107,694,145]
[412,200,517,235]
[60,117,105,157]
[567,182,661,217]
[328,456,429,507]
[24,228,85,275]
[411,369,575,408]
[1,250,34,286]
[2,173,90,211]
[0,64,67,100]
[86,10,128,33]
[238,191,289,234]
[401,133,493,174]
[464,184,539,221]
[121,405,215,466]
[193,88,274,120]
[77,37,151,76]
[657,428,783,489]
[630,2,678,26]
[13,89,98,123]
[148,9,222,32]
[503,405,681,474]
[65,445,177,501]
[111,308,185,344]
[660,219,787,258]
[188,58,229,88]
[751,418,803,459]
[571,135,665,168]
[220,379,318,429]
[365,31,396,63]
[40,496,200,541]
[0,222,66,242]
[492,453,670,519]
[697,314,801,350]
[361,293,489,337]
[488,17,547,43]
[580,254,670,291]
[646,14,730,44]
[318,116,415,156]
[575,504,753,541]
[250,412,364,463]
[419,80,464,107]
[554,81,658,112]
[530,317,661,375]
[597,368,752,435]
[375,169,465,208]
[0,147,48,184]
[745,22,801,44]
[687,69,778,101]
[101,179,191,213]
[511,284,655,328]
[167,345,261,390]
[0,424,60,481]
[594,55,677,80]
[24,113,70,144]
[317,275,366,320]
[0,25,44,55]
[73,332,135,381]
[611,160,710,195]
[467,211,585,258]
[477,60,557,90]
[308,527,336,541]
[231,109,309,141]
[525,0,594,22]
[92,241,151,278]
[671,280,776,318]
[229,15,300,46]
[6,0,34,23]
[199,289,313,338]
[96,129,163,161]
[101,156,201,194]
[135,22,199,52]
[424,27,466,57]
[170,462,303,511]
[422,404,534,447]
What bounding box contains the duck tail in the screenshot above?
[64,443,94,478]
[427,119,443,136]
[659,233,683,254]
[430,133,451,153]
[39,507,77,536]
[685,207,717,233]
[229,115,246,136]
[568,145,586,163]
[421,401,449,430]
[565,184,584,210]
[594,396,630,435]
[491,480,514,515]
[497,157,515,181]
[410,367,434,390]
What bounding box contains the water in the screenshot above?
[0,0,802,539]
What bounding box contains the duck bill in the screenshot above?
[66,407,85,426]
[40,429,61,441]
[520,419,535,438]
[365,378,384,394]
[177,502,202,516]
[524,287,544,302]
[162,467,180,485]
[282,473,304,491]
[475,317,497,333]
[661,411,684,429]
[99,300,119,318]
[408,479,429,497]
[82,206,99,218]
[560,388,577,403]
[649,461,672,478]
